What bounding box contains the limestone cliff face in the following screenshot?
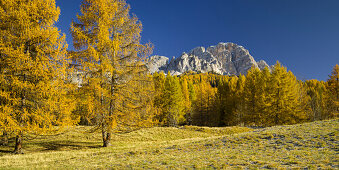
[146,55,169,73]
[147,42,270,75]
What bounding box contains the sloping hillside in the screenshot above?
[0,119,337,169]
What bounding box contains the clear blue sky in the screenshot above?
[55,0,339,81]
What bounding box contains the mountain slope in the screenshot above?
[147,42,270,75]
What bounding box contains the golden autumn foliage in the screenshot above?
[215,76,238,126]
[0,0,337,158]
[268,62,307,125]
[0,0,78,153]
[162,73,185,126]
[70,0,156,147]
[326,64,339,118]
[192,79,217,126]
[151,62,334,128]
[180,78,191,117]
[152,72,166,124]
[304,79,328,120]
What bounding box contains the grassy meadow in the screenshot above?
[0,119,337,169]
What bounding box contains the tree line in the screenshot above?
[153,63,338,128]
[0,0,338,154]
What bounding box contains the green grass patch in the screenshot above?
[0,119,337,169]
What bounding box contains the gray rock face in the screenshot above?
[146,42,270,75]
[147,55,169,73]
[257,60,270,70]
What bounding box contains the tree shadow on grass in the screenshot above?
[0,141,102,156]
[0,149,13,154]
[0,137,16,155]
[36,140,102,151]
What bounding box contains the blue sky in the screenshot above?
[56,0,339,81]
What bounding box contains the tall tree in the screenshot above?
[243,67,261,126]
[269,62,306,125]
[71,0,155,147]
[192,80,217,126]
[234,74,246,126]
[216,77,229,126]
[256,67,272,126]
[216,76,238,126]
[180,78,191,114]
[326,64,339,118]
[0,0,78,153]
[304,80,327,120]
[152,72,166,124]
[186,79,196,125]
[297,80,311,122]
[162,73,185,126]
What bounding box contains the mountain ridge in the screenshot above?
[147,42,270,75]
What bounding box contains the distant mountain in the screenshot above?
[147,42,270,75]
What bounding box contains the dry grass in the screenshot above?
[0,119,337,169]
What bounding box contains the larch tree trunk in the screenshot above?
[102,130,111,147]
[13,134,23,154]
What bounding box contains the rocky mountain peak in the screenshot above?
[147,42,270,76]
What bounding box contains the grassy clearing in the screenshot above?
[0,119,337,169]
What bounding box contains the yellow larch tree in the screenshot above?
[224,76,238,126]
[215,76,229,126]
[152,72,166,124]
[182,75,196,125]
[243,66,262,126]
[234,74,246,126]
[162,73,185,126]
[0,0,78,153]
[71,0,155,147]
[269,62,306,125]
[304,80,326,120]
[297,80,311,122]
[256,67,272,126]
[216,76,239,126]
[192,79,217,126]
[326,64,339,118]
[180,78,191,121]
